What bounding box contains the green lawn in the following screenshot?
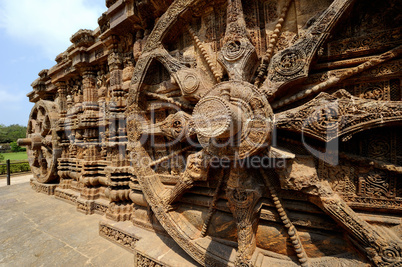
[0,152,28,163]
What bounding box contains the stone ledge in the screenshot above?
[99,218,201,267]
[30,179,58,195]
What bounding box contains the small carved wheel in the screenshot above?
[126,0,402,266]
[20,100,61,183]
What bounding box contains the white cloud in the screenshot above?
[0,0,105,60]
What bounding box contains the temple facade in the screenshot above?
[19,0,402,266]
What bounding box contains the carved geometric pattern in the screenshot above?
[264,0,279,23]
[99,223,140,251]
[327,28,402,59]
[390,79,401,101]
[318,161,357,196]
[359,129,399,165]
[354,81,391,101]
[358,171,397,199]
[135,252,165,267]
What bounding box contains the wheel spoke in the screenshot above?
[262,0,357,97]
[144,91,193,110]
[217,0,258,82]
[271,45,402,109]
[148,146,192,168]
[187,25,222,83]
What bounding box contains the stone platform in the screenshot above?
[100,219,200,267]
[0,182,133,266]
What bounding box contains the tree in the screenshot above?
[10,141,26,152]
[0,124,27,144]
[0,125,7,143]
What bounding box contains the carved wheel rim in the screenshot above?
[26,100,60,183]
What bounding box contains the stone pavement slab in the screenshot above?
[0,174,32,188]
[0,182,134,266]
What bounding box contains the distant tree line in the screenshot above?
[0,124,27,152]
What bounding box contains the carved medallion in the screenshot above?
[274,50,305,76]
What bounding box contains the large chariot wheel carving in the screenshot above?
[19,100,61,183]
[126,0,401,266]
[127,1,274,265]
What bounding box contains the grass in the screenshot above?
[0,152,30,174]
[0,152,28,163]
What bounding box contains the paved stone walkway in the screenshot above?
[0,182,134,266]
[0,174,32,188]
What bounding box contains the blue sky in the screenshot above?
[0,0,105,126]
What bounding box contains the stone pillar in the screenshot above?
[108,52,124,112]
[122,54,134,92]
[56,81,67,117]
[82,68,98,113]
[105,35,127,161]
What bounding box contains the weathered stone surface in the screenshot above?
[18,0,402,266]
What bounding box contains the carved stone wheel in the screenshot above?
[19,100,61,183]
[126,0,402,266]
